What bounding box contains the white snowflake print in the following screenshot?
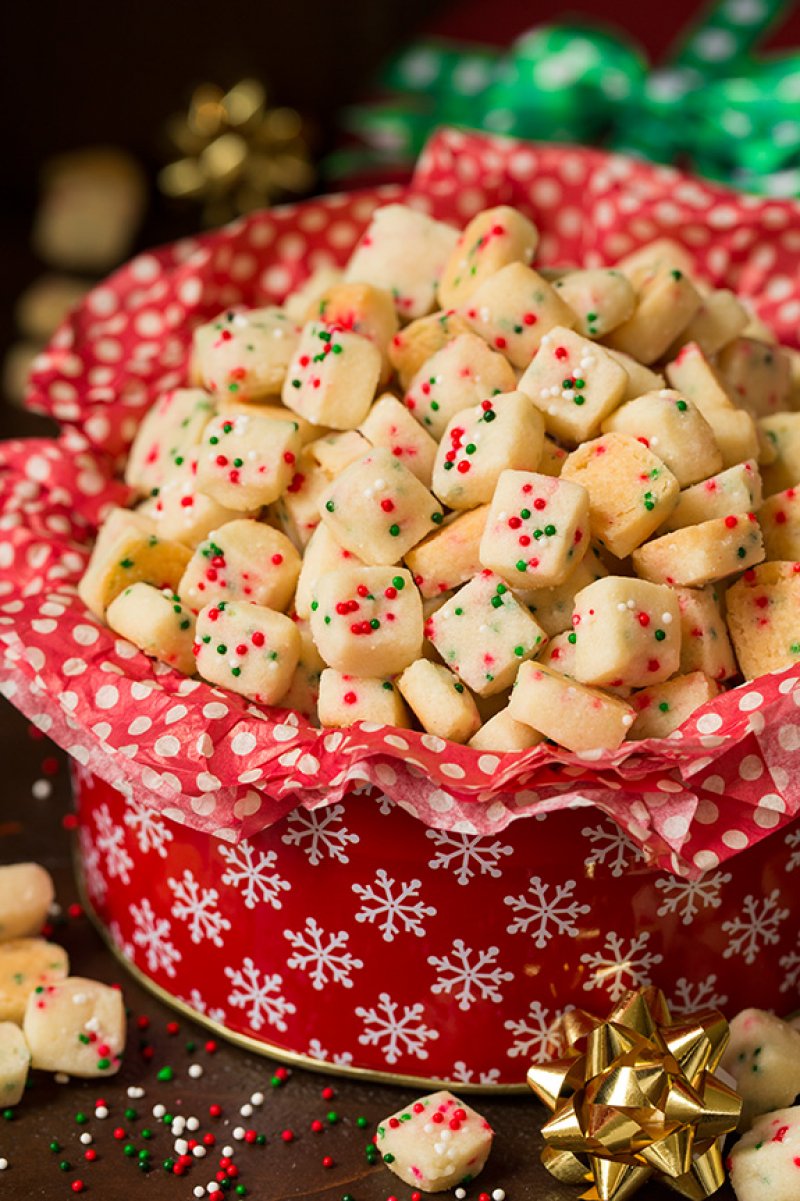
[786,828,800,873]
[283,917,364,990]
[306,1038,354,1067]
[428,939,513,1011]
[218,841,291,910]
[374,792,396,815]
[94,802,134,885]
[281,804,359,866]
[581,819,646,878]
[504,1000,575,1061]
[426,828,514,886]
[355,992,439,1065]
[168,869,231,948]
[78,825,107,905]
[352,869,437,942]
[580,931,664,1002]
[107,920,134,962]
[779,935,800,996]
[224,957,296,1033]
[671,974,729,1015]
[123,796,174,858]
[450,1061,501,1085]
[722,889,790,966]
[182,987,227,1024]
[130,898,181,978]
[504,876,590,948]
[655,870,733,926]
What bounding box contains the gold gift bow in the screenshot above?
[159,79,315,226]
[527,987,742,1201]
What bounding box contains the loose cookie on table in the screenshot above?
[194,600,300,704]
[730,1106,800,1201]
[376,1089,493,1193]
[0,939,68,1023]
[23,977,125,1077]
[721,1009,800,1128]
[0,863,54,942]
[0,1022,30,1105]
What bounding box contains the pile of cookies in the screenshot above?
[78,203,800,753]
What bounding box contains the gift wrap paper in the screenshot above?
[1,130,799,1082]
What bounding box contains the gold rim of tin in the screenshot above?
[74,853,529,1094]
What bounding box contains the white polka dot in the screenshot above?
[237,769,261,785]
[557,208,582,237]
[233,791,262,819]
[203,702,229,719]
[328,221,358,250]
[231,732,257,757]
[128,716,151,736]
[656,777,683,793]
[196,733,213,758]
[747,712,766,736]
[708,205,739,230]
[695,799,719,824]
[375,764,397,788]
[722,828,749,850]
[277,233,306,260]
[262,265,291,295]
[131,681,155,700]
[456,189,484,218]
[662,814,691,841]
[693,850,720,872]
[754,794,784,828]
[421,734,446,754]
[766,276,793,302]
[163,704,188,726]
[155,735,180,758]
[179,277,203,307]
[778,676,799,695]
[477,754,500,775]
[738,690,763,712]
[440,763,466,780]
[428,789,455,813]
[95,338,123,363]
[696,713,723,734]
[197,772,221,793]
[778,723,800,752]
[94,685,119,709]
[703,774,726,794]
[131,254,160,281]
[531,179,562,209]
[191,795,217,816]
[31,619,56,635]
[509,149,538,179]
[739,755,764,781]
[778,299,800,325]
[384,734,409,751]
[486,801,507,823]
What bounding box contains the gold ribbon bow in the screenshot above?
[527,987,741,1201]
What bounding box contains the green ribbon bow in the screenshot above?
[330,0,800,196]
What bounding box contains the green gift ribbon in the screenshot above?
[332,0,800,196]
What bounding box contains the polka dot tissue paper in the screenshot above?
[1,130,799,1083]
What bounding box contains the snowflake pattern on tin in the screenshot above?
[281,804,359,866]
[450,1061,501,1085]
[283,917,364,990]
[426,828,514,886]
[504,876,590,948]
[355,992,439,1065]
[78,825,107,905]
[428,939,513,1011]
[580,931,664,1002]
[130,897,181,978]
[218,841,291,910]
[654,870,732,925]
[670,973,729,1015]
[306,1038,355,1067]
[181,987,227,1024]
[352,869,437,942]
[123,796,174,858]
[786,828,800,873]
[168,869,231,948]
[779,936,800,995]
[224,957,296,1033]
[581,819,646,878]
[107,919,134,961]
[95,802,133,884]
[721,889,790,965]
[504,1000,574,1061]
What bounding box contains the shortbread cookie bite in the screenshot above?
[404,506,488,598]
[509,661,635,752]
[318,670,410,730]
[539,436,569,477]
[468,706,545,752]
[397,659,481,744]
[0,1023,31,1106]
[613,238,697,289]
[106,583,196,674]
[438,204,538,308]
[0,939,69,1023]
[271,449,330,548]
[283,321,382,429]
[196,411,302,509]
[178,519,301,613]
[78,508,191,619]
[571,577,681,687]
[387,310,471,389]
[194,600,300,703]
[605,264,701,363]
[152,453,255,547]
[319,447,442,564]
[403,333,516,439]
[193,306,301,400]
[459,262,577,368]
[730,1107,800,1201]
[721,1009,800,1128]
[551,268,635,339]
[125,387,215,497]
[629,671,719,740]
[519,328,627,445]
[431,393,545,509]
[601,389,722,487]
[307,430,370,476]
[426,571,546,697]
[344,203,459,319]
[633,513,764,587]
[725,561,800,678]
[605,348,665,402]
[667,288,748,357]
[759,487,800,560]
[561,433,679,559]
[674,586,738,681]
[760,412,800,495]
[359,393,438,486]
[661,460,762,533]
[304,281,398,382]
[479,469,590,589]
[0,863,54,941]
[309,565,422,676]
[294,522,365,619]
[717,335,791,418]
[376,1090,493,1193]
[23,977,125,1077]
